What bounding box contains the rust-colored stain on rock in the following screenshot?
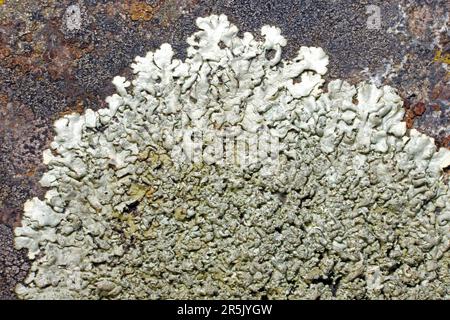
[128,0,157,21]
[413,102,427,116]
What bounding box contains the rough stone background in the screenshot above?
[0,0,448,299]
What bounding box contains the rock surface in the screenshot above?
[0,0,449,299]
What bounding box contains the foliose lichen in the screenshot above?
[14,14,450,299]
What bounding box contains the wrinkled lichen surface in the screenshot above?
[14,15,450,299]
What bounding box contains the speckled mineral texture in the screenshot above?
[0,224,30,299]
[0,0,449,299]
